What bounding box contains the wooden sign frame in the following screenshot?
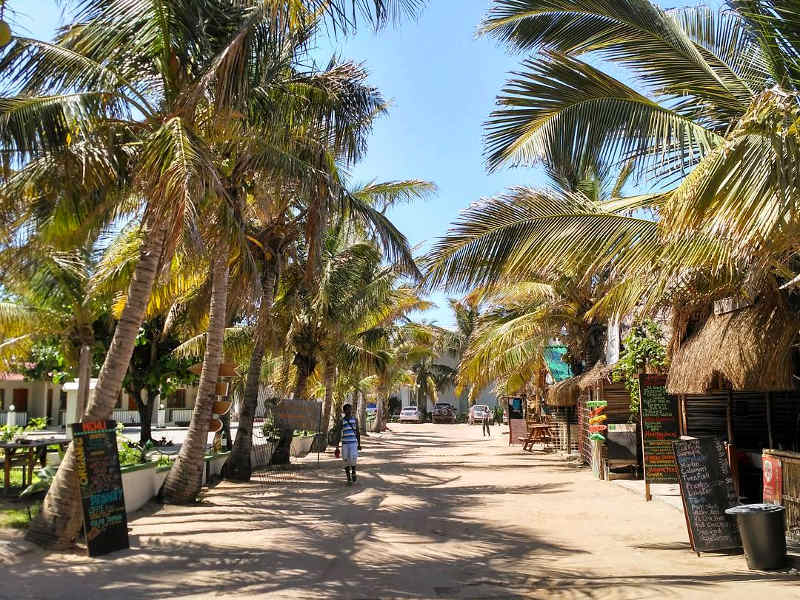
[673,437,741,554]
[638,374,680,500]
[71,420,130,557]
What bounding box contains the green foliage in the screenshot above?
[612,320,668,416]
[25,417,47,431]
[22,342,71,384]
[124,319,198,409]
[0,503,41,529]
[493,405,505,424]
[117,440,146,466]
[0,425,20,442]
[261,418,282,441]
[20,467,57,498]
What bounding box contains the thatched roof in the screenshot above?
[577,361,615,391]
[667,301,798,394]
[546,376,580,407]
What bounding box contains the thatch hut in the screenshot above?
[666,299,800,503]
[667,302,796,395]
[546,377,580,407]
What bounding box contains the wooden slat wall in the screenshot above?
[685,390,800,451]
[548,405,578,452]
[578,392,591,465]
[685,394,727,439]
[771,392,800,452]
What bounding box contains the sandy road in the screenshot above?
[2,423,800,599]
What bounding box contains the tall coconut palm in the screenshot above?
[476,0,800,303]
[0,236,112,397]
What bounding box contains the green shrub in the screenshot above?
[493,405,504,423]
[612,319,668,417]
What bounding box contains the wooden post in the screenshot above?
[679,394,688,436]
[766,391,774,449]
[726,389,734,444]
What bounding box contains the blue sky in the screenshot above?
[17,0,708,328]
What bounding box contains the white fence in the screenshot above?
[0,412,28,426]
[169,409,194,424]
[112,410,141,425]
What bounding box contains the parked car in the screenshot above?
[432,402,456,424]
[468,404,493,425]
[398,406,424,423]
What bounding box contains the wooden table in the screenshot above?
[520,424,553,452]
[0,437,70,495]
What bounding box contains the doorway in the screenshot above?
[12,388,28,412]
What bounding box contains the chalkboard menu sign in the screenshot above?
[71,420,129,557]
[639,374,679,484]
[673,437,741,552]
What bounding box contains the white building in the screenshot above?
[0,372,64,425]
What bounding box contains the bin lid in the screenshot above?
[724,503,785,515]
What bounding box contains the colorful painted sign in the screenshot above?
[71,420,129,557]
[763,454,783,504]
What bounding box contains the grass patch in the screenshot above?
[0,502,41,529]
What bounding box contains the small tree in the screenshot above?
[124,321,197,444]
[612,319,668,417]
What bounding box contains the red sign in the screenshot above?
[763,454,783,504]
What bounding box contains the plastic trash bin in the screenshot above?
[725,504,787,570]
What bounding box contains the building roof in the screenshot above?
[0,373,25,382]
[667,300,797,394]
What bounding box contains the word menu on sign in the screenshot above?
[673,437,741,552]
[638,374,679,484]
[71,420,130,557]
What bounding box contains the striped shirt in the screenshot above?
[342,417,358,444]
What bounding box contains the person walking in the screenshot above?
[337,403,362,485]
[483,409,491,437]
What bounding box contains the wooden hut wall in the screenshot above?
[771,392,800,452]
[684,394,727,439]
[578,382,632,465]
[577,391,591,465]
[684,391,800,451]
[548,406,578,452]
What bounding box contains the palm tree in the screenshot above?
[7,0,426,547]
[0,236,112,401]
[475,0,800,308]
[363,321,431,431]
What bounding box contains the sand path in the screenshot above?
[2,423,799,599]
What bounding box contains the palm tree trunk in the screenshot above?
[76,345,91,417]
[224,263,277,481]
[26,225,166,549]
[321,359,335,438]
[375,384,388,432]
[293,365,310,399]
[162,240,230,504]
[357,389,367,435]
